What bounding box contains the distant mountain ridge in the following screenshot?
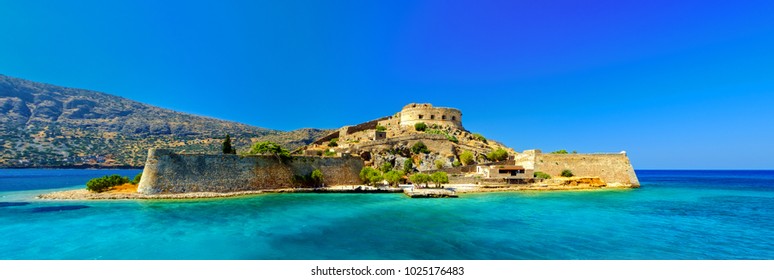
[0,74,329,167]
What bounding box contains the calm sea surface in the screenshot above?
[0,169,772,260]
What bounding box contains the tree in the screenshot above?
[452,160,461,167]
[249,141,290,161]
[359,167,383,186]
[414,122,427,131]
[131,172,143,184]
[375,125,386,132]
[403,159,414,174]
[411,141,430,154]
[486,148,509,162]
[384,170,404,187]
[561,169,574,177]
[459,150,475,166]
[222,134,236,154]
[551,149,569,154]
[431,172,449,188]
[409,173,431,188]
[310,169,324,187]
[434,159,445,169]
[328,138,338,147]
[86,174,130,193]
[380,161,393,173]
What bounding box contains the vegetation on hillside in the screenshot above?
[561,169,574,177]
[0,75,330,167]
[403,159,414,174]
[472,133,487,143]
[459,150,475,165]
[411,141,430,154]
[486,148,509,162]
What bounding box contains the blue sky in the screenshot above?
[1,0,773,169]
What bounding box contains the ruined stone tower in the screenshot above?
[398,103,463,130]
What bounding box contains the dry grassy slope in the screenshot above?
[0,74,328,167]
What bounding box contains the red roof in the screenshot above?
[497,166,525,171]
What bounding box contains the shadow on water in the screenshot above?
[0,202,31,207]
[30,205,90,213]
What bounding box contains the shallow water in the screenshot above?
[0,169,772,259]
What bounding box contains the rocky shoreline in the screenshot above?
[37,179,635,201]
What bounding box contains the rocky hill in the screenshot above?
[0,74,328,167]
[300,103,515,173]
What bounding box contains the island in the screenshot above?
[39,103,639,200]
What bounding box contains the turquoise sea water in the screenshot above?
[0,169,772,260]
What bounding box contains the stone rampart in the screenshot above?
[399,103,463,129]
[137,149,364,194]
[534,153,640,187]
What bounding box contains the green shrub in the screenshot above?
[472,133,487,143]
[487,148,509,162]
[86,174,129,193]
[534,171,551,179]
[375,125,386,132]
[359,167,383,186]
[434,159,445,169]
[384,170,404,187]
[409,173,431,188]
[459,150,475,166]
[324,150,336,157]
[131,172,143,184]
[328,138,338,147]
[430,172,449,188]
[414,122,427,131]
[249,141,290,159]
[380,161,393,173]
[403,159,414,174]
[561,169,574,177]
[310,169,324,187]
[452,160,461,167]
[551,149,569,154]
[411,141,430,154]
[426,129,458,143]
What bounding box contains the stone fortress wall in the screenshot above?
[398,103,463,129]
[137,149,364,194]
[517,150,640,187]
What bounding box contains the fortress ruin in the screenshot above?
[397,103,463,130]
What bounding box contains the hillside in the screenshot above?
[0,74,328,167]
[300,103,515,172]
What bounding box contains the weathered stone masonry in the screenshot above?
[138,149,364,194]
[534,152,640,187]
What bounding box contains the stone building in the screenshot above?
[397,103,463,129]
[476,165,534,179]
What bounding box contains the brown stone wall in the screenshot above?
[534,153,640,187]
[137,149,364,194]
